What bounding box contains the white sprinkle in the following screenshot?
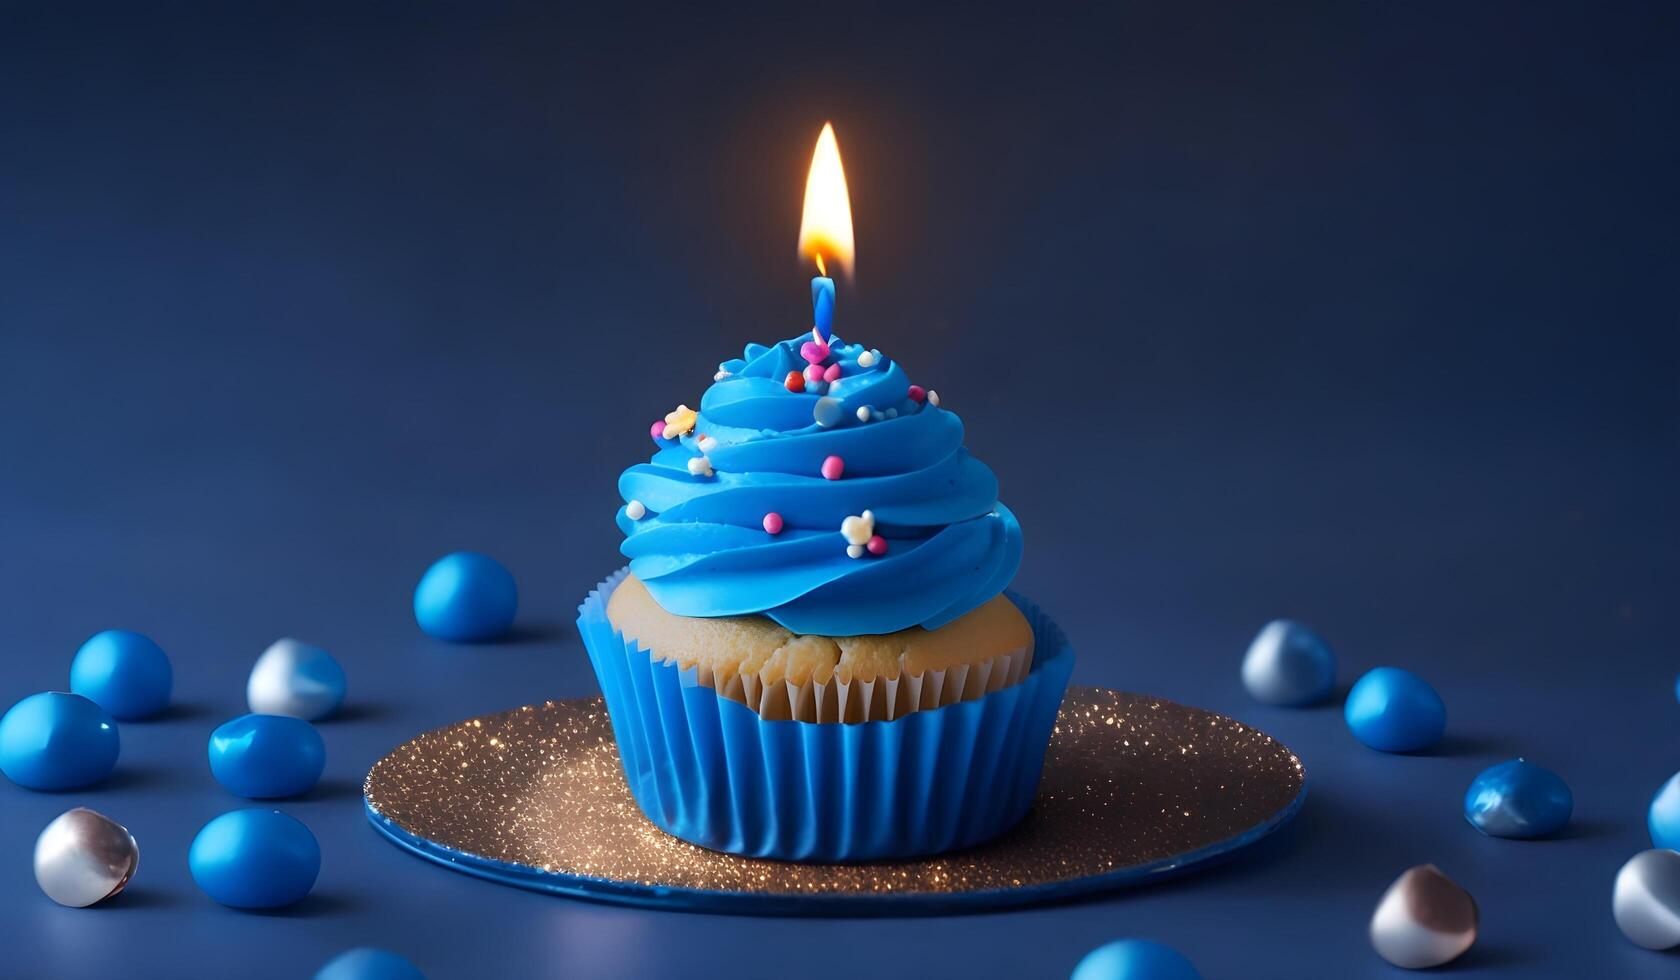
[841,511,875,546]
[625,500,647,521]
[811,327,823,343]
[862,509,873,522]
[856,406,871,422]
[846,544,865,559]
[713,370,732,381]
[813,396,843,427]
[883,407,897,419]
[698,436,718,452]
[687,456,713,477]
[856,350,877,368]
[927,389,941,407]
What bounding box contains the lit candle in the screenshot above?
[798,122,854,343]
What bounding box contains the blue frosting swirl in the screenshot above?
[617,333,1021,636]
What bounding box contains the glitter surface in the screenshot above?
[364,687,1305,913]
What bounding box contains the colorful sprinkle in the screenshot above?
[823,363,842,382]
[663,405,698,438]
[697,435,718,453]
[762,512,784,535]
[800,340,830,365]
[821,455,845,480]
[625,500,647,521]
[907,385,925,403]
[650,420,667,439]
[856,406,872,422]
[840,510,875,546]
[866,535,888,556]
[813,396,843,427]
[927,389,941,407]
[784,370,805,393]
[857,350,877,368]
[846,544,865,559]
[686,456,713,478]
[804,363,825,384]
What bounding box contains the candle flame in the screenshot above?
[798,122,855,279]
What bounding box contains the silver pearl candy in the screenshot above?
[1370,864,1478,969]
[33,807,139,907]
[1613,849,1680,950]
[247,638,346,721]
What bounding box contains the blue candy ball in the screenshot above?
[189,808,320,908]
[69,629,173,720]
[413,552,518,642]
[1344,667,1446,753]
[209,714,326,799]
[1071,940,1200,980]
[0,692,120,790]
[1240,619,1336,706]
[316,948,426,980]
[1649,772,1680,850]
[1464,758,1573,838]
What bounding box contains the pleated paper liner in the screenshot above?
[577,568,1075,862]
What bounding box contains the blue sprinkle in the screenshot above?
[1071,939,1201,980]
[1464,759,1573,838]
[1344,667,1445,752]
[414,552,519,642]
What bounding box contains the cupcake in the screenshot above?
[578,333,1074,861]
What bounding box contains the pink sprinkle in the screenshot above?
[650,420,668,439]
[821,455,845,480]
[907,385,926,403]
[823,363,842,382]
[866,535,888,556]
[800,340,830,365]
[762,512,784,535]
[804,363,825,384]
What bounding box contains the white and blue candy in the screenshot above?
[1463,759,1572,838]
[189,808,320,909]
[69,629,173,720]
[1070,939,1200,980]
[248,638,346,721]
[0,692,120,790]
[1648,771,1680,850]
[209,714,326,799]
[413,551,518,642]
[316,948,427,980]
[1344,667,1446,753]
[1240,620,1336,706]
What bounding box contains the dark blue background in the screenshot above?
[2,3,1675,977]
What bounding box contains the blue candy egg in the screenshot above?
[316,948,427,980]
[413,552,518,642]
[1344,667,1446,752]
[1240,619,1336,706]
[189,808,320,908]
[1071,939,1200,980]
[69,629,173,720]
[0,692,120,790]
[1649,772,1680,850]
[1464,758,1573,838]
[209,714,326,799]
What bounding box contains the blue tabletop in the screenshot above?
[1,3,1675,977]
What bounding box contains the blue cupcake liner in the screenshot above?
[576,568,1075,862]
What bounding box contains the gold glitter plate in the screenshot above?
[364,687,1305,915]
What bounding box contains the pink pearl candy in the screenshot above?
[866,535,888,556]
[823,363,842,382]
[907,385,926,403]
[762,512,784,535]
[650,420,668,439]
[800,340,830,365]
[804,363,825,384]
[821,455,844,480]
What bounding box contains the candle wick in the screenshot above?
[814,253,827,278]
